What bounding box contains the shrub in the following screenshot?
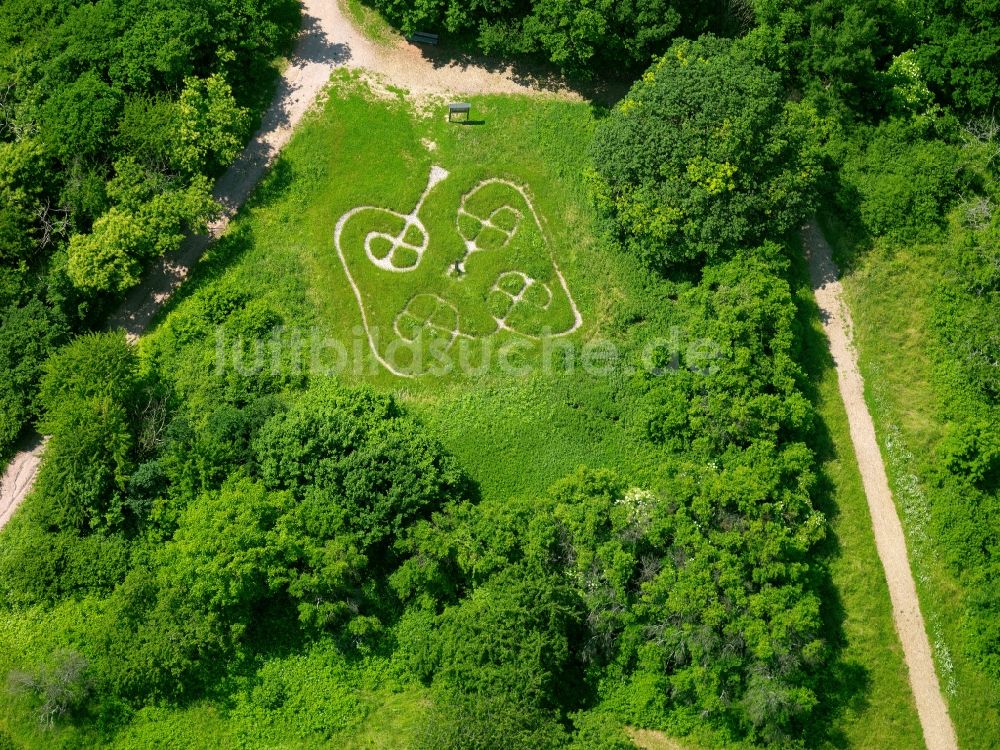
[369,0,710,75]
[34,396,135,531]
[912,0,1000,116]
[34,332,140,531]
[0,517,130,606]
[175,74,251,177]
[416,689,568,750]
[933,222,1000,398]
[590,35,819,271]
[7,650,92,728]
[836,117,962,241]
[427,567,582,709]
[0,298,67,456]
[39,72,122,160]
[634,244,813,456]
[256,382,467,550]
[568,712,635,750]
[66,168,216,293]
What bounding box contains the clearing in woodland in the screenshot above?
[54,79,918,748]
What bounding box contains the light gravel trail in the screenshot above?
[803,220,958,750]
[0,433,45,529]
[0,0,591,527]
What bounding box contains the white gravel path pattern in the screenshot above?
[334,170,582,376]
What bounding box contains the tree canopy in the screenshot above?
[0,0,298,457]
[590,36,819,271]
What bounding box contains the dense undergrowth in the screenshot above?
[0,0,300,458]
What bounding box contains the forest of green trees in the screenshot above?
[0,0,299,456]
[0,0,997,747]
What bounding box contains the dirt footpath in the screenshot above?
[803,220,958,750]
[0,433,45,529]
[107,0,590,339]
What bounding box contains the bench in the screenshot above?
[448,102,471,122]
[407,31,439,45]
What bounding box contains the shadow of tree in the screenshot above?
[405,36,631,107]
[787,236,874,748]
[815,171,870,276]
[144,222,259,333]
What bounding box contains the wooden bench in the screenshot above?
[407,31,439,45]
[448,102,471,122]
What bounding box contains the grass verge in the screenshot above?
[341,0,398,47]
[786,240,925,749]
[820,211,1000,748]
